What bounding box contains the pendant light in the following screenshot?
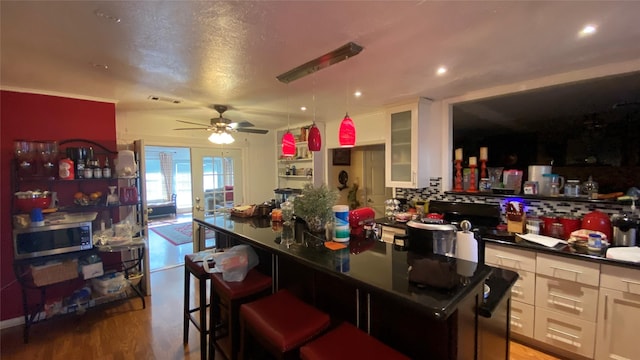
[307,89,321,152]
[339,57,356,148]
[338,113,355,147]
[281,86,296,157]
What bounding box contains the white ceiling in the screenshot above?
[2,1,640,132]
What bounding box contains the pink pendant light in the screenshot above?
[307,124,321,151]
[339,113,356,148]
[281,131,296,157]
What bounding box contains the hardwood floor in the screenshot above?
[1,260,560,359]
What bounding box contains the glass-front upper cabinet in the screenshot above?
[385,98,440,188]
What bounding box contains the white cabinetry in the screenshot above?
[595,264,640,360]
[276,128,325,190]
[385,98,441,188]
[485,244,536,337]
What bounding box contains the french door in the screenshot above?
[190,147,243,250]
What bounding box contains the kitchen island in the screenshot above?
[196,215,511,359]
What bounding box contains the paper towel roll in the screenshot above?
[455,231,478,263]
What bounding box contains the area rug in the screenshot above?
[150,222,195,246]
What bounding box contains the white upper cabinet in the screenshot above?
[385,98,442,188]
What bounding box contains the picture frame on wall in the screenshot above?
[332,148,351,166]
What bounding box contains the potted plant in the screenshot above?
[293,183,339,233]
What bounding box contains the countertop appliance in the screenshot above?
[13,221,93,259]
[611,213,639,247]
[273,188,300,208]
[349,207,375,236]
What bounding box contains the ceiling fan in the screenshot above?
[174,104,269,135]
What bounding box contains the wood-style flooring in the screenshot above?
[1,264,560,359]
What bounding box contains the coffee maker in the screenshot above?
[611,213,639,247]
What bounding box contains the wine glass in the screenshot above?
[14,141,36,178]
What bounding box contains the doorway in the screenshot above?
[327,144,391,218]
[191,147,243,250]
[144,146,194,272]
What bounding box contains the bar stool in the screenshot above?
[239,289,331,360]
[208,268,272,360]
[183,254,214,360]
[300,322,410,360]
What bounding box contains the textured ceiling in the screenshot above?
[2,1,640,131]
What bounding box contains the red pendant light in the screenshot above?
[281,131,296,157]
[339,113,356,148]
[307,124,321,151]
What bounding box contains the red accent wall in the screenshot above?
[0,90,116,321]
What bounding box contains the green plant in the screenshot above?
[293,183,339,229]
[347,182,360,210]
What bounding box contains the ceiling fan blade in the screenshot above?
[236,128,269,134]
[232,121,255,128]
[177,119,209,127]
[174,127,210,131]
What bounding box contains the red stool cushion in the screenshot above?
[185,254,215,278]
[211,269,272,299]
[240,289,330,352]
[300,322,410,360]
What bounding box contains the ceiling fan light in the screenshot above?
[339,113,356,148]
[282,131,296,157]
[307,124,321,152]
[209,131,235,144]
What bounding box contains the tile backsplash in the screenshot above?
[396,177,631,223]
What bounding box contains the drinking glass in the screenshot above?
[281,201,294,225]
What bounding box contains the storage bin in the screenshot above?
[81,262,104,280]
[91,272,127,295]
[30,259,78,286]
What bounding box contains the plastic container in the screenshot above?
[333,205,350,242]
[91,272,127,295]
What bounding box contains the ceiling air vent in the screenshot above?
[147,95,181,104]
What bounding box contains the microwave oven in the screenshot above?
[13,221,93,259]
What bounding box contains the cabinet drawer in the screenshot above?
[485,244,536,272]
[535,275,599,322]
[536,253,600,286]
[534,307,596,359]
[380,226,405,244]
[510,269,535,306]
[600,264,640,294]
[510,300,534,338]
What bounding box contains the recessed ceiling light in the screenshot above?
[94,9,121,23]
[354,91,362,98]
[436,66,448,76]
[300,106,307,111]
[579,24,597,37]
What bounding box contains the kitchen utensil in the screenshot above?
[527,165,552,185]
[540,214,559,236]
[581,210,612,241]
[502,170,524,194]
[541,173,564,196]
[14,191,52,213]
[564,180,581,197]
[559,215,581,240]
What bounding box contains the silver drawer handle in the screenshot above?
[511,314,521,320]
[495,254,520,262]
[620,278,640,286]
[548,292,583,312]
[550,265,583,275]
[510,320,523,329]
[511,287,524,296]
[546,327,582,348]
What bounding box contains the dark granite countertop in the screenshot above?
[376,219,640,270]
[199,215,493,320]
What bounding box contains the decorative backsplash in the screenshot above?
[396,177,631,223]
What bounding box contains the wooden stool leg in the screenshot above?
[199,276,207,360]
[183,264,190,344]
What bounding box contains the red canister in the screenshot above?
[559,215,581,240]
[58,158,74,180]
[540,214,559,236]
